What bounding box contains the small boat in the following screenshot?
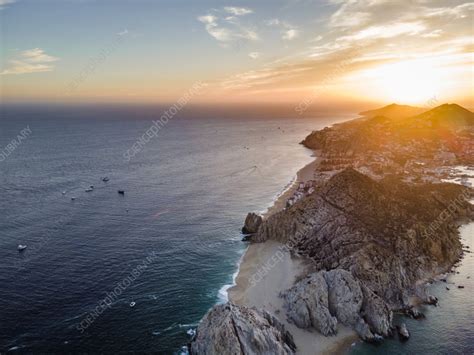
[18,244,27,252]
[71,197,76,201]
[62,191,66,195]
[118,190,125,195]
[130,301,136,307]
[102,177,110,182]
[90,185,94,189]
[85,188,93,192]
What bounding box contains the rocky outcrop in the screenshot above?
[324,269,363,326]
[282,272,337,335]
[189,303,296,355]
[360,285,392,336]
[242,212,263,235]
[397,323,410,341]
[282,269,390,341]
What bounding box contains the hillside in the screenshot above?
[302,103,474,172]
[359,103,426,119]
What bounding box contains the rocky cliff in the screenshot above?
[189,303,296,355]
[254,168,473,311]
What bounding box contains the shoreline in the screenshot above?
[227,155,473,354]
[217,156,319,304]
[261,156,320,218]
[228,155,358,354]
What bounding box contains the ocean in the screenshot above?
[0,105,346,353]
[1,105,472,354]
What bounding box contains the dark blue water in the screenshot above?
[0,105,347,353]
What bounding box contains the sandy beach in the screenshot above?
[229,157,358,354]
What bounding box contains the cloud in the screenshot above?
[224,7,253,16]
[329,2,370,28]
[198,7,258,45]
[282,28,299,41]
[266,18,300,41]
[0,0,16,10]
[0,0,16,11]
[1,48,59,75]
[211,0,474,101]
[422,29,444,38]
[424,2,474,19]
[338,21,426,42]
[117,29,129,36]
[248,52,260,59]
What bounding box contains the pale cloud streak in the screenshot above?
[224,6,253,16]
[338,21,426,42]
[0,0,16,10]
[198,7,258,45]
[266,18,300,41]
[1,48,59,75]
[248,52,260,59]
[210,0,473,104]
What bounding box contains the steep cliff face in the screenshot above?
[254,168,473,309]
[189,303,296,355]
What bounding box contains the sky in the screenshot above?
[0,0,473,109]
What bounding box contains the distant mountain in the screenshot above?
[302,103,473,165]
[406,103,474,128]
[359,103,426,119]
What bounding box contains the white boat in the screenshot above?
[130,301,136,307]
[18,244,27,251]
[85,188,93,192]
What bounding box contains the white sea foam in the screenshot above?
[217,249,246,303]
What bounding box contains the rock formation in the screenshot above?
[397,323,410,341]
[242,212,263,235]
[189,303,296,355]
[282,269,391,341]
[281,272,337,335]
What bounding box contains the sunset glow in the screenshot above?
[0,0,473,109]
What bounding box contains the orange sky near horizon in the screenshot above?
[1,1,473,110]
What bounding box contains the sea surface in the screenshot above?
[0,104,348,353]
[1,105,472,354]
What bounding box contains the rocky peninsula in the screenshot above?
[189,104,474,354]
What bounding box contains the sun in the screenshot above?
[355,59,443,105]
